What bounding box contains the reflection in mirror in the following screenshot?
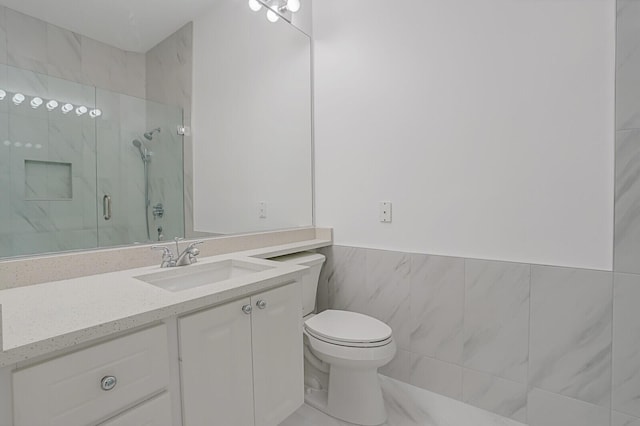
[0,0,312,259]
[193,0,313,235]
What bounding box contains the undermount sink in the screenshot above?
[134,259,275,292]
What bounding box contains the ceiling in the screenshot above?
[0,0,216,52]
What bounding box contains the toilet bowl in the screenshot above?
[273,252,395,426]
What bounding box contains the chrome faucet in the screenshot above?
[152,237,203,268]
[176,241,203,266]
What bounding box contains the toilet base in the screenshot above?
[304,365,387,426]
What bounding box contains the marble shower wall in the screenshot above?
[318,245,640,426]
[0,5,145,99]
[615,0,640,272]
[145,23,194,238]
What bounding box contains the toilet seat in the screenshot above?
[304,310,393,348]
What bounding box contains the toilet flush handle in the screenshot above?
[256,300,267,310]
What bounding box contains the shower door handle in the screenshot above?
[103,195,112,221]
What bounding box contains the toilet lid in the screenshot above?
[304,310,392,344]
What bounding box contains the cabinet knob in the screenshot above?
[100,376,117,391]
[256,300,267,309]
[242,304,253,315]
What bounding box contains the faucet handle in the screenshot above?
[151,245,176,268]
[174,237,184,256]
[186,240,204,249]
[151,245,172,255]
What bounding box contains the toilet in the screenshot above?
[274,252,396,426]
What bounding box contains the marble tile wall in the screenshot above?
[318,245,640,426]
[145,23,195,238]
[615,0,640,273]
[0,5,145,98]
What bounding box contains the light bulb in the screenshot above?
[25,143,32,149]
[61,103,73,114]
[46,100,59,111]
[30,97,43,109]
[267,9,279,22]
[287,0,301,12]
[76,106,88,116]
[89,109,102,118]
[0,90,6,100]
[248,0,262,12]
[12,93,25,105]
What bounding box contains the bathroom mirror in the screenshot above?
[0,0,313,258]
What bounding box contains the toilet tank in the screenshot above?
[271,252,326,316]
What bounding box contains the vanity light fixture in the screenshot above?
[287,0,300,12]
[248,0,263,11]
[0,89,6,100]
[61,103,73,114]
[89,108,102,118]
[30,97,43,109]
[75,106,88,116]
[46,100,59,111]
[266,7,280,22]
[249,0,300,23]
[12,93,25,105]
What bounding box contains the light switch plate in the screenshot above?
[379,202,392,223]
[259,202,267,219]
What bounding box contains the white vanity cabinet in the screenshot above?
[179,281,303,426]
[11,324,171,426]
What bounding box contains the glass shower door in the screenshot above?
[0,64,99,258]
[95,89,184,247]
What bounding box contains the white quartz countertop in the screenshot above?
[0,239,330,366]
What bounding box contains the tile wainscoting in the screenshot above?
[317,245,640,426]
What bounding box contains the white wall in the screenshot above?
[313,0,616,270]
[192,0,313,235]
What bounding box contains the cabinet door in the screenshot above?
[251,282,303,426]
[179,298,254,426]
[100,392,172,426]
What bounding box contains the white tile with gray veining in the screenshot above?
[463,259,530,383]
[326,245,369,315]
[527,388,610,426]
[379,348,412,384]
[365,248,412,351]
[280,375,525,426]
[0,6,7,65]
[617,0,640,131]
[46,24,82,82]
[529,265,612,407]
[613,273,640,418]
[409,353,463,400]
[613,411,640,426]
[462,368,527,423]
[615,129,640,274]
[5,8,47,74]
[409,254,464,364]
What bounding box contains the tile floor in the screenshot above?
[280,375,526,426]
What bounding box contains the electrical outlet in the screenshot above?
[259,202,267,219]
[379,202,392,223]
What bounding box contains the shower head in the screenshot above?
[132,139,148,162]
[144,127,161,141]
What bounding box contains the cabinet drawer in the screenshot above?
[100,392,172,426]
[13,325,170,426]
